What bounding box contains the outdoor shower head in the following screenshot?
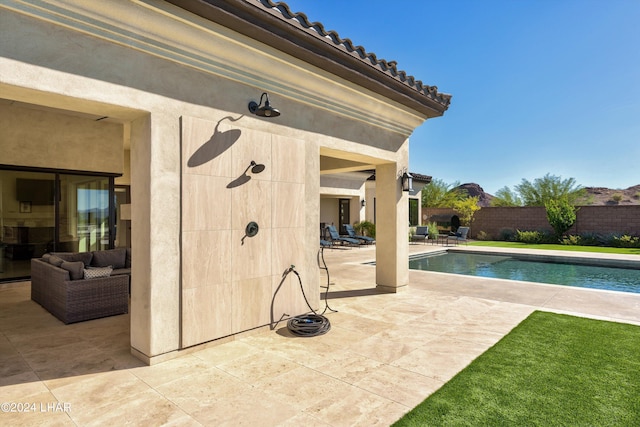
[250,161,265,174]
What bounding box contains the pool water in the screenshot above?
[409,252,640,294]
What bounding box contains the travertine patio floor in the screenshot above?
[1,244,639,426]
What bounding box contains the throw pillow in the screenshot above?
[61,261,85,280]
[51,251,93,266]
[48,255,65,267]
[91,248,126,269]
[83,265,113,279]
[42,253,51,261]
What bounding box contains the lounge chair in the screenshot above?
[344,224,375,245]
[411,226,429,244]
[447,226,469,245]
[320,239,333,248]
[326,225,360,247]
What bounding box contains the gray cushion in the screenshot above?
[42,253,51,261]
[61,261,85,280]
[125,248,132,268]
[51,251,93,266]
[83,265,113,279]
[111,268,131,276]
[48,255,65,267]
[91,248,126,269]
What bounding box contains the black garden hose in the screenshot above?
[270,262,333,337]
[287,313,331,337]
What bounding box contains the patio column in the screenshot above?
[130,113,181,363]
[375,162,409,292]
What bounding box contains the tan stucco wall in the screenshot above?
[1,0,428,361]
[0,103,123,174]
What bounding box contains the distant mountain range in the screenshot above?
[456,183,640,207]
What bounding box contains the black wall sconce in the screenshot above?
[401,171,413,192]
[248,92,281,118]
[361,199,366,207]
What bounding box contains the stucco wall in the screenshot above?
[0,103,123,174]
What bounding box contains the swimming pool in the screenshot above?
[409,251,640,294]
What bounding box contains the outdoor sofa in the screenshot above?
[30,248,131,324]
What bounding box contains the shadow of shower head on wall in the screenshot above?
[187,115,242,167]
[226,160,266,189]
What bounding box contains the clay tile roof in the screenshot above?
[261,0,451,108]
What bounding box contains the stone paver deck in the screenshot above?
[1,244,639,426]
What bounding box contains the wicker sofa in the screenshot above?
[30,248,131,324]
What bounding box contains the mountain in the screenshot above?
[454,183,640,206]
[457,183,494,207]
[582,185,640,205]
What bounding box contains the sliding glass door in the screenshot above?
[0,170,55,281]
[0,168,115,282]
[59,175,111,253]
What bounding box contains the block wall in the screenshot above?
[424,206,640,239]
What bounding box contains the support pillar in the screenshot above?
[130,113,181,364]
[375,161,409,293]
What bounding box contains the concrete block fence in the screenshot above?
[424,206,640,239]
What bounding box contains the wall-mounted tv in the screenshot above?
[16,178,55,205]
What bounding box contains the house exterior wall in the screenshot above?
[0,103,123,174]
[1,0,430,362]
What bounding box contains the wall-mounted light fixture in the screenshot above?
[248,92,280,118]
[401,171,413,192]
[361,199,366,207]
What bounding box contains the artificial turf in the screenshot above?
[393,311,640,426]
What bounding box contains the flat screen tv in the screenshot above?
[16,178,55,205]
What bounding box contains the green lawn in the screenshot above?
[469,240,640,255]
[393,311,640,426]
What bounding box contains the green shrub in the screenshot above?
[354,220,375,238]
[545,198,578,240]
[515,230,554,244]
[578,232,604,246]
[476,230,491,241]
[427,222,439,240]
[610,234,640,248]
[499,228,516,241]
[634,192,640,200]
[560,235,581,245]
[611,193,623,203]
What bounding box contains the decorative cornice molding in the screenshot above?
[1,0,429,135]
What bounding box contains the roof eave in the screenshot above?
[166,0,450,118]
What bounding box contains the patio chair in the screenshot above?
[344,224,375,245]
[411,226,429,244]
[326,225,360,247]
[447,226,469,245]
[320,239,333,248]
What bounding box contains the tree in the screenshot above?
[490,186,523,207]
[453,196,481,228]
[545,198,578,240]
[422,178,467,208]
[515,173,586,206]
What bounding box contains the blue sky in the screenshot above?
[283,0,640,195]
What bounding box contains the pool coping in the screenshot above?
[423,246,640,270]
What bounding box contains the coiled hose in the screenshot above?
[270,254,335,337]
